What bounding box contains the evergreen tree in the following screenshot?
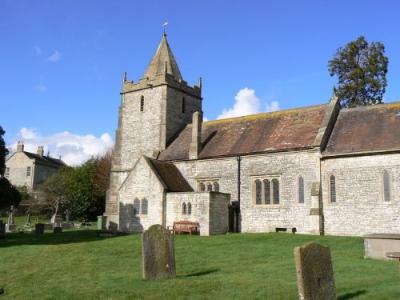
[329,36,388,108]
[0,126,8,177]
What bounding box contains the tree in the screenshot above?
[0,126,8,176]
[328,36,388,108]
[0,177,21,212]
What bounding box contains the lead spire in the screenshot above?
[142,33,183,82]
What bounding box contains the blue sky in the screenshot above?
[1,0,400,164]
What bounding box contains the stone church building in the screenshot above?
[105,34,400,236]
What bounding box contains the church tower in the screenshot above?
[105,34,202,225]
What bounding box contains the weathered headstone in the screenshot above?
[35,223,45,235]
[0,221,5,238]
[53,226,63,234]
[142,224,176,280]
[294,242,336,300]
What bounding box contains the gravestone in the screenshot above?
[294,242,336,300]
[35,223,45,235]
[0,221,5,238]
[6,205,17,232]
[142,224,176,280]
[53,227,63,234]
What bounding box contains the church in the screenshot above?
[104,34,400,236]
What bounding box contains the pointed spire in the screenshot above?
[143,34,183,82]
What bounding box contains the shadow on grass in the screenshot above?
[338,290,367,300]
[0,230,123,248]
[182,269,220,278]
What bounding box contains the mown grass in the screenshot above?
[0,231,399,299]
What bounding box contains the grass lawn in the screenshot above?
[0,231,399,299]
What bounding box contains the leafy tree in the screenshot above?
[0,126,8,176]
[329,36,389,108]
[0,177,21,212]
[40,167,72,217]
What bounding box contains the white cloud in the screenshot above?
[217,88,280,119]
[47,50,62,62]
[9,128,113,166]
[266,101,280,112]
[34,45,42,56]
[33,83,47,93]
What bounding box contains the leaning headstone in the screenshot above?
[53,226,63,234]
[294,242,336,300]
[142,224,176,280]
[0,221,5,238]
[35,223,45,235]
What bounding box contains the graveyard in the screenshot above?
[0,229,399,299]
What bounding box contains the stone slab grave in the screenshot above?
[363,233,400,260]
[35,223,45,235]
[0,221,5,238]
[294,242,336,300]
[142,224,176,280]
[53,227,63,234]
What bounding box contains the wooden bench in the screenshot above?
[173,221,199,235]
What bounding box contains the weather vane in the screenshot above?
[162,21,168,36]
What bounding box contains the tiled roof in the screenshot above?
[147,158,193,192]
[159,104,327,161]
[24,152,66,167]
[324,102,400,156]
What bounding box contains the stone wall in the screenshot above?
[165,191,229,235]
[6,153,35,189]
[321,153,400,236]
[118,157,165,232]
[173,149,321,234]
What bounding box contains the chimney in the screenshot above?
[16,141,24,152]
[37,146,44,157]
[189,111,202,159]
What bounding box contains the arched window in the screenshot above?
[272,179,280,204]
[207,183,213,192]
[255,180,262,205]
[187,203,192,215]
[213,182,219,192]
[133,198,141,215]
[330,175,336,203]
[182,202,187,215]
[383,170,390,202]
[263,179,270,204]
[182,97,185,113]
[140,96,144,112]
[298,176,304,203]
[199,182,205,192]
[141,198,148,215]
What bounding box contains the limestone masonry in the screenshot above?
[105,34,400,236]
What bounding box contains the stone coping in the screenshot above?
[363,233,400,240]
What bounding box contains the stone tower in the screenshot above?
[105,34,202,226]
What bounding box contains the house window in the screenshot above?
[141,198,148,214]
[272,179,280,204]
[5,167,10,177]
[199,182,205,192]
[330,175,336,203]
[140,96,144,112]
[182,97,186,113]
[26,167,31,177]
[213,182,219,192]
[263,179,270,204]
[182,202,187,215]
[298,176,304,203]
[255,180,262,205]
[383,170,390,202]
[133,198,140,215]
[254,176,280,206]
[207,183,212,192]
[187,203,192,215]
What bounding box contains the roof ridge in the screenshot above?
[204,103,326,125]
[341,101,400,112]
